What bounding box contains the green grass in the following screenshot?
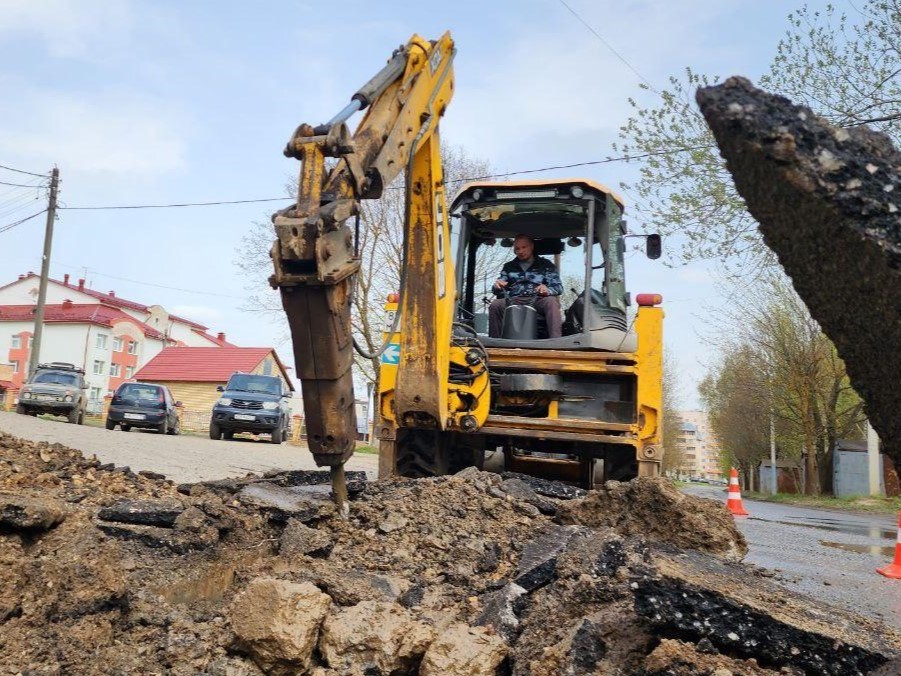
[744,491,901,515]
[354,444,378,455]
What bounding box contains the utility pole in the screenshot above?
[28,167,59,378]
[867,419,882,497]
[769,412,777,495]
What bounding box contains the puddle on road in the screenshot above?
[758,517,896,540]
[820,540,895,558]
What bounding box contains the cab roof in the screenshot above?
[451,178,625,211]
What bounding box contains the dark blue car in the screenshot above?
[209,372,291,444]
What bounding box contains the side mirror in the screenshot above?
[175,401,183,408]
[646,234,662,260]
[216,385,224,392]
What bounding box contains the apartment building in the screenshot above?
[0,272,233,410]
[674,410,724,480]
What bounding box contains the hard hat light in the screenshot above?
[387,293,400,303]
[636,293,663,306]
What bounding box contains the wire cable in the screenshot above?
[0,178,49,188]
[558,0,662,96]
[58,145,710,211]
[0,163,50,178]
[0,209,47,234]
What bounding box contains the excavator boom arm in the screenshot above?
[270,33,457,474]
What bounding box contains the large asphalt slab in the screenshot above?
[684,484,901,631]
[0,410,379,483]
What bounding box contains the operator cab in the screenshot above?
[451,179,658,351]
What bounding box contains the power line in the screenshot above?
[57,145,710,211]
[49,259,246,300]
[0,209,48,235]
[0,178,48,188]
[60,196,289,211]
[0,163,50,178]
[557,0,661,96]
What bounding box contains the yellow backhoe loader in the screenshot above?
[269,33,664,508]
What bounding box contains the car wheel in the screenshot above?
[15,404,25,415]
[167,419,180,436]
[209,420,222,440]
[67,408,80,424]
[105,418,116,431]
[157,420,167,435]
[270,425,283,444]
[122,425,131,432]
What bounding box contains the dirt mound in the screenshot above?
[0,431,898,675]
[557,477,748,560]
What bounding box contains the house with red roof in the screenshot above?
[0,272,236,408]
[134,347,294,427]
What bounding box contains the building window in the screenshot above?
[92,360,105,375]
[110,364,121,377]
[96,334,108,349]
[89,387,102,401]
[113,337,123,352]
[125,366,135,378]
[10,335,20,349]
[27,336,33,349]
[11,360,19,373]
[127,340,138,355]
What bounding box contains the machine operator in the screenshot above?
[489,234,564,338]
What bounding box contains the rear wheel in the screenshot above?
[121,424,131,432]
[105,418,116,431]
[157,420,167,435]
[167,419,180,435]
[209,421,222,440]
[15,404,25,415]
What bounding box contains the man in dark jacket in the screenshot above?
[489,234,563,338]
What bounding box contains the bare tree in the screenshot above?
[661,347,684,476]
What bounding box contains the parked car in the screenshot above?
[210,372,291,443]
[106,382,181,435]
[16,362,87,424]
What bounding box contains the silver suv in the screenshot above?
[16,362,88,424]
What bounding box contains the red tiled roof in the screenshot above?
[134,347,293,389]
[3,274,209,330]
[0,303,168,340]
[0,380,14,390]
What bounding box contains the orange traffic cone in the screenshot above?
[877,512,901,579]
[726,468,749,517]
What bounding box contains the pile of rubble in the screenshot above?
[1,430,899,675]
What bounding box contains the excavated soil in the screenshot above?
[1,431,899,675]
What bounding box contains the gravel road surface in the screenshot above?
[684,483,901,631]
[0,410,379,483]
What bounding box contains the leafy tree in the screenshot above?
[615,0,901,269]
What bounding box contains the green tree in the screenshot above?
[615,0,901,268]
[660,346,685,476]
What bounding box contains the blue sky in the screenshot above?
[0,0,841,406]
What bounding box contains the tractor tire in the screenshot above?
[209,421,222,440]
[395,430,478,479]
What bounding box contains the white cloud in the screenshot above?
[0,86,189,177]
[0,0,136,59]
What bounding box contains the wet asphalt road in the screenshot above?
[683,484,901,631]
